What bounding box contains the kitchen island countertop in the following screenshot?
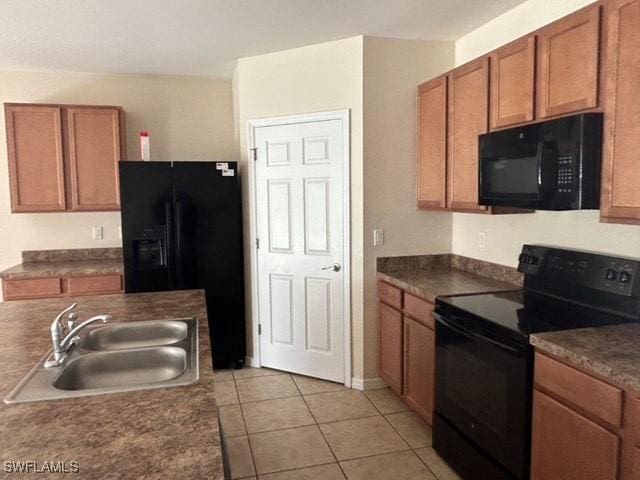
[0,289,223,480]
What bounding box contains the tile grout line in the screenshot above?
[364,389,443,478]
[233,370,260,479]
[219,370,446,479]
[293,375,350,480]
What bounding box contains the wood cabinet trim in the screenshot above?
[447,56,489,212]
[5,105,67,212]
[377,281,403,310]
[379,302,404,395]
[531,389,621,480]
[3,277,63,300]
[417,75,448,209]
[66,274,123,296]
[402,315,435,424]
[537,4,601,119]
[403,293,435,329]
[600,0,640,223]
[66,107,122,211]
[490,36,536,129]
[535,352,624,429]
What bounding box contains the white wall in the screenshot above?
[362,37,453,377]
[232,37,366,378]
[453,0,640,266]
[0,70,236,274]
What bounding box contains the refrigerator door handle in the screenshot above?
[164,201,175,289]
[175,200,184,287]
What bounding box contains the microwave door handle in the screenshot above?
[435,314,522,356]
[536,141,545,198]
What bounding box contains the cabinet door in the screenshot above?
[537,5,600,119]
[601,0,640,223]
[490,36,536,129]
[67,107,122,211]
[4,105,66,212]
[531,390,620,480]
[403,316,435,424]
[67,274,123,296]
[448,57,489,211]
[417,76,447,209]
[379,302,403,395]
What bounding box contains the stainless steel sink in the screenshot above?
[54,346,187,390]
[82,320,188,350]
[4,318,199,404]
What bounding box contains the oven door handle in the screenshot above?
[435,314,522,356]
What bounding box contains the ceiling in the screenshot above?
[0,0,526,77]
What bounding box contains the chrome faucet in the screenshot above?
[44,304,112,368]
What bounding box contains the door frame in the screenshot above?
[247,110,351,387]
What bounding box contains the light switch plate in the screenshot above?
[92,226,104,241]
[373,229,384,247]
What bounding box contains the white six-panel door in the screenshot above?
[254,116,347,383]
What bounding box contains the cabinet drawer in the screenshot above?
[377,281,402,309]
[3,277,62,300]
[535,353,623,427]
[67,274,122,295]
[404,293,434,329]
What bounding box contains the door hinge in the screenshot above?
[250,147,257,161]
[258,324,262,335]
[256,238,260,249]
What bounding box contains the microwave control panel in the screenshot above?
[556,154,575,193]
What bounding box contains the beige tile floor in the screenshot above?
[215,367,461,480]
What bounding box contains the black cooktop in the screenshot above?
[435,289,637,346]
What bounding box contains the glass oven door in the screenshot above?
[435,313,532,480]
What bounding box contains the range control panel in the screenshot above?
[518,245,639,298]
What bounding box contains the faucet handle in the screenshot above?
[51,303,78,333]
[67,312,79,331]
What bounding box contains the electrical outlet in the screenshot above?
[118,226,122,240]
[92,226,104,241]
[373,229,384,247]
[478,231,487,249]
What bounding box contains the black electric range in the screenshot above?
[433,245,640,480]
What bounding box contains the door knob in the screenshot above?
[321,263,341,272]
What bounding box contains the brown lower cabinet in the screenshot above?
[532,352,638,480]
[378,301,403,395]
[403,315,435,424]
[2,274,123,301]
[378,281,436,424]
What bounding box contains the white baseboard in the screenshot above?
[351,376,387,391]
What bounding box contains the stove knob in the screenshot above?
[519,253,530,264]
[605,269,618,281]
[619,271,632,284]
[529,256,539,265]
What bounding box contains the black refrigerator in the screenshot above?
[118,161,245,368]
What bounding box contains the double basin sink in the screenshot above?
[4,318,199,404]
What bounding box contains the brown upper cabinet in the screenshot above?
[4,103,126,213]
[5,105,66,212]
[447,57,489,212]
[417,76,447,209]
[600,0,640,224]
[490,36,536,129]
[537,4,601,119]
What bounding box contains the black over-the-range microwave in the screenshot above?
[479,113,603,210]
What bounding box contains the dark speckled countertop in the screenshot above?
[0,259,123,279]
[0,290,223,480]
[377,254,520,303]
[0,248,124,280]
[531,324,640,394]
